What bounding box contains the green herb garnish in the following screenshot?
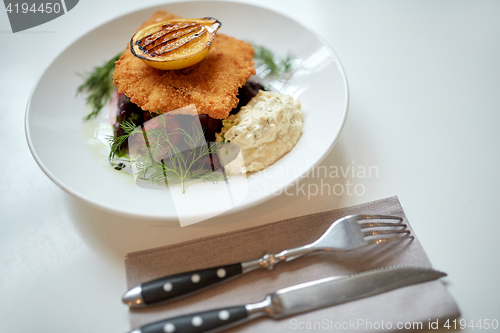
[109,117,226,193]
[252,44,293,77]
[108,120,136,161]
[77,51,123,120]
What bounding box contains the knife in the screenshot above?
[128,266,446,333]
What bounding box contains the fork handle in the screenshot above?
[124,247,315,307]
[123,263,243,307]
[240,246,317,273]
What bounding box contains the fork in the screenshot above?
[123,214,412,307]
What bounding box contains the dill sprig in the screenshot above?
[107,120,138,162]
[77,51,123,120]
[108,117,226,193]
[252,44,293,77]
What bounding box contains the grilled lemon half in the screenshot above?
[130,18,221,70]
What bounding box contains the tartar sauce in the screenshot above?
[216,90,303,173]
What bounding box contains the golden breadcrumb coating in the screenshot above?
[113,10,255,119]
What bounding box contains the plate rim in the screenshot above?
[25,0,350,220]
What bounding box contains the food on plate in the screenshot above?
[216,91,303,173]
[110,81,265,157]
[113,10,255,120]
[115,111,230,193]
[78,9,303,191]
[130,17,221,70]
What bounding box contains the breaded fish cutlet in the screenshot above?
[113,10,256,120]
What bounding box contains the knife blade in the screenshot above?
[129,266,446,333]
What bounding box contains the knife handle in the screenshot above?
[137,305,248,333]
[135,263,243,306]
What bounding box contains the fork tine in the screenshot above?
[367,235,414,245]
[360,222,407,229]
[354,214,403,221]
[364,229,411,237]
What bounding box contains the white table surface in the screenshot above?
[1,1,499,332]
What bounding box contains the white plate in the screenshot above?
[25,1,348,223]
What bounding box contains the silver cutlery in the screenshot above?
[123,215,412,307]
[129,266,443,333]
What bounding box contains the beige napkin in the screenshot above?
[125,196,460,332]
